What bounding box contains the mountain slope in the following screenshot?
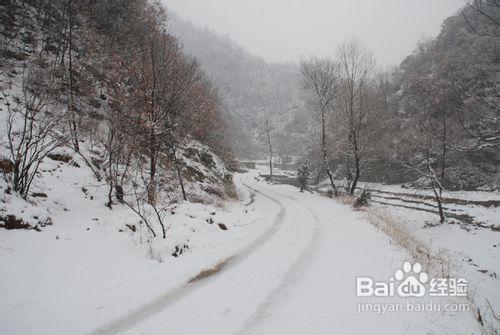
[169,14,311,159]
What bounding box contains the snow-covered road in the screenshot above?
[94,175,479,335]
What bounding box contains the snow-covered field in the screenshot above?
[1,165,494,334]
[362,183,500,333]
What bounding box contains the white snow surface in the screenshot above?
[0,169,486,334]
[366,186,500,333]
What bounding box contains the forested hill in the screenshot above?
[389,2,499,189]
[0,0,237,209]
[169,14,311,159]
[170,4,499,190]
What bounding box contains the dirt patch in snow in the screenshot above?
[188,259,230,283]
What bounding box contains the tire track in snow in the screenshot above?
[92,179,287,335]
[236,189,322,335]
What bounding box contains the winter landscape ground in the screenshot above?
[1,163,499,334]
[1,0,499,334]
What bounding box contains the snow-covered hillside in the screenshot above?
[0,103,269,332]
[0,166,276,334]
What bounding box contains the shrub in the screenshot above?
[353,189,371,209]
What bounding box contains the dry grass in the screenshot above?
[317,190,495,332]
[360,207,498,334]
[362,208,450,279]
[327,191,450,277]
[336,194,356,207]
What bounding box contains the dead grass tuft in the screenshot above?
[362,208,450,279]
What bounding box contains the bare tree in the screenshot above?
[336,39,376,196]
[160,58,207,202]
[399,73,457,223]
[462,0,500,36]
[447,69,500,153]
[168,143,187,201]
[100,109,134,209]
[2,67,67,199]
[403,129,447,223]
[264,118,274,181]
[122,174,158,239]
[130,16,182,204]
[301,57,340,195]
[121,162,176,239]
[66,0,80,153]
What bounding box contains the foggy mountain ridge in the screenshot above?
[169,7,499,190]
[169,12,311,160]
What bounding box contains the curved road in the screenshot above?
[94,175,477,335]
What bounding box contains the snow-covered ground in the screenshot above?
[0,153,278,334]
[117,177,480,335]
[358,181,500,202]
[254,162,296,178]
[1,168,490,334]
[362,183,500,333]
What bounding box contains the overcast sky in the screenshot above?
[164,0,465,67]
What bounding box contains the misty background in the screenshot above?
[163,0,498,191]
[164,0,464,67]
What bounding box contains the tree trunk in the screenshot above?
[427,149,445,223]
[432,182,445,223]
[115,185,124,204]
[436,97,447,223]
[176,163,187,201]
[172,148,187,201]
[321,108,337,196]
[350,157,360,196]
[440,108,447,191]
[345,158,353,193]
[106,128,114,209]
[349,132,361,196]
[152,205,167,239]
[266,119,273,181]
[67,0,79,153]
[106,183,113,209]
[148,128,157,205]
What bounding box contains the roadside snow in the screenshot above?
[117,177,481,335]
[0,157,279,334]
[371,203,500,332]
[0,168,491,334]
